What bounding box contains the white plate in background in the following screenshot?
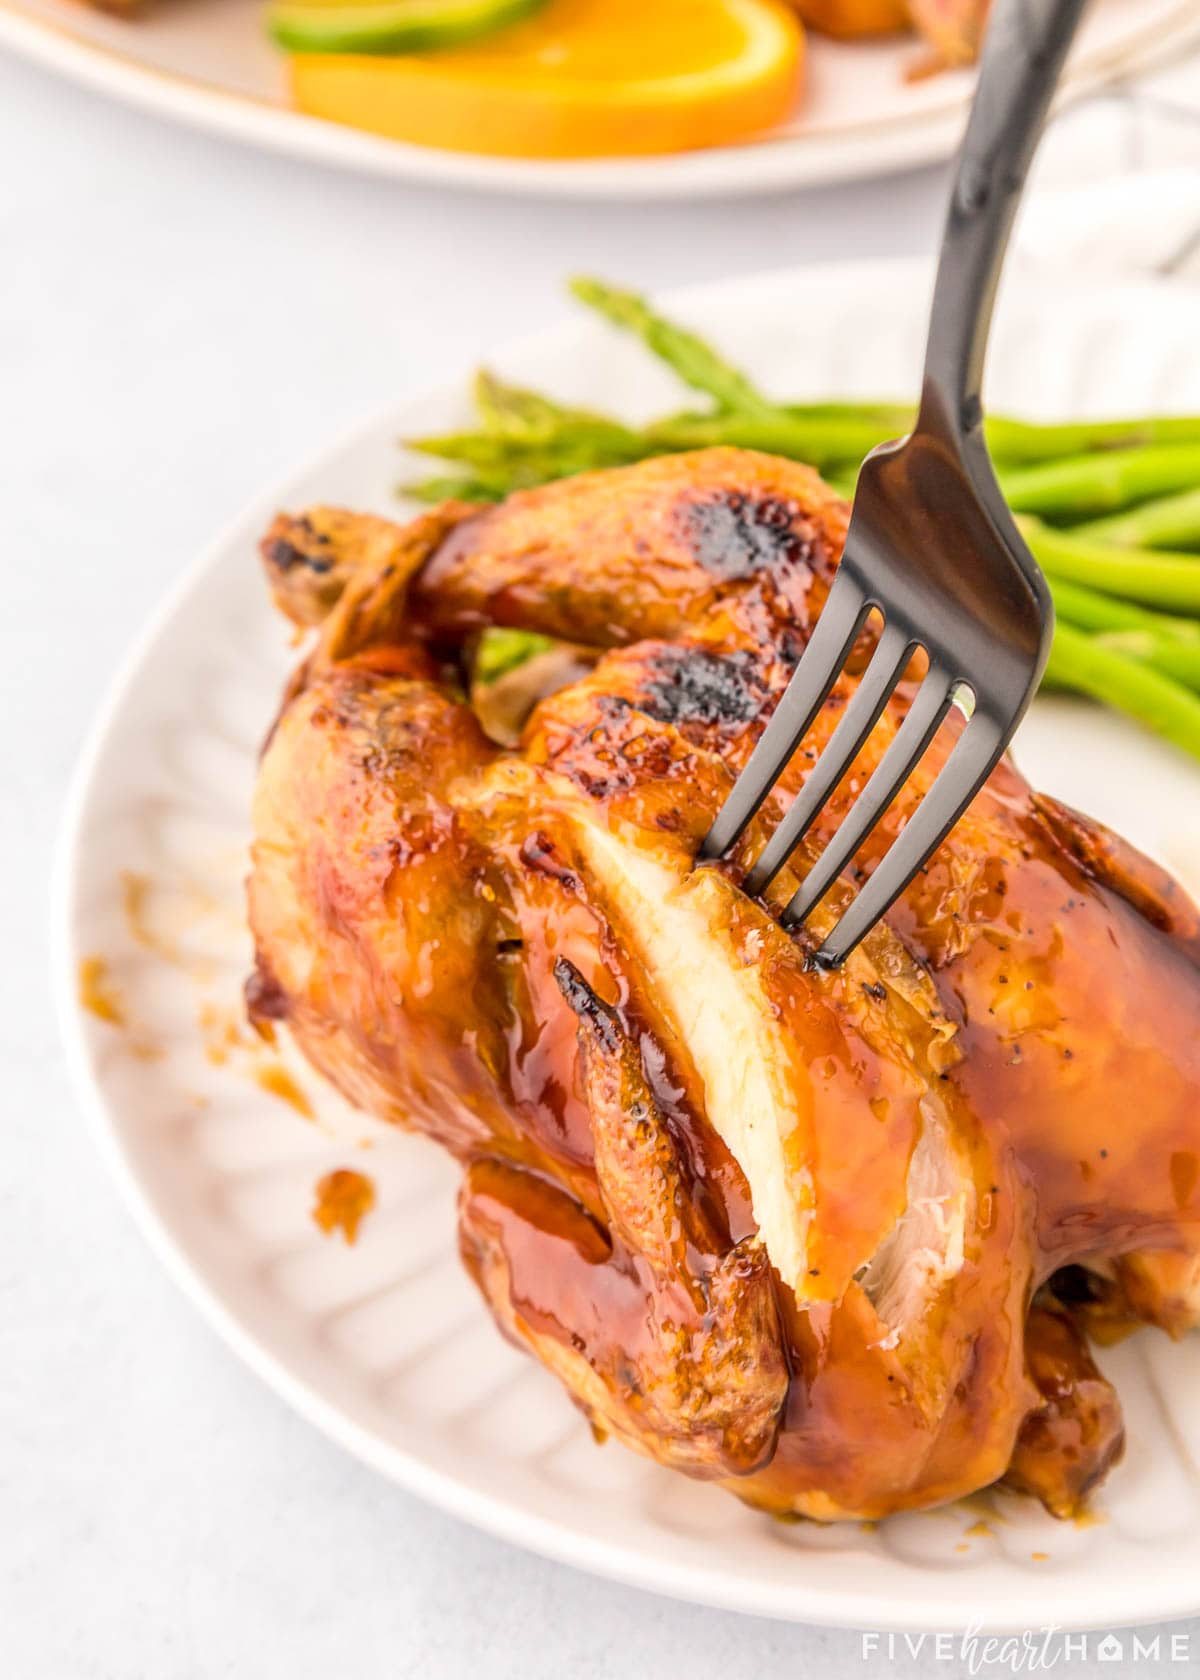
[54,259,1200,1629]
[3,0,1198,199]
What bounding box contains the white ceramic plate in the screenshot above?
[4,0,1199,200]
[55,259,1200,1630]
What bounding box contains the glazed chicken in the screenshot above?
[248,447,1200,1522]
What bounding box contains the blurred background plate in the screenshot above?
[2,0,1198,199]
[55,260,1200,1629]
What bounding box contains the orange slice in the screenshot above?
[790,0,908,39]
[288,0,805,159]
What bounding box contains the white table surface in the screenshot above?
[3,44,1199,1680]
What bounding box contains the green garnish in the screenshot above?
[474,628,555,686]
[269,0,545,56]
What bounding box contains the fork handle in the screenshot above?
[920,0,1090,442]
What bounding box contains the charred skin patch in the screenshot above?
[260,511,359,628]
[680,491,819,582]
[265,518,335,577]
[639,647,763,732]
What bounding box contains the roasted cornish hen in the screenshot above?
[248,448,1200,1521]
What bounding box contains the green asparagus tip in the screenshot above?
[1021,517,1200,615]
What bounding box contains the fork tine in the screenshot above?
[744,620,918,897]
[813,713,1006,966]
[702,569,873,861]
[780,667,955,930]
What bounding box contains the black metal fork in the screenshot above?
[703,0,1086,965]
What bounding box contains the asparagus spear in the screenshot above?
[782,400,912,430]
[474,368,582,435]
[568,276,778,419]
[1049,578,1200,690]
[406,429,638,471]
[404,449,613,501]
[1044,621,1200,762]
[987,416,1200,464]
[1048,575,1200,639]
[1073,485,1200,552]
[1021,518,1200,614]
[405,410,882,482]
[472,370,646,452]
[1091,630,1200,693]
[662,409,1200,472]
[403,472,509,503]
[1002,446,1200,522]
[781,408,1200,465]
[646,411,894,470]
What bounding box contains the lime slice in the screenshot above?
[270,0,545,57]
